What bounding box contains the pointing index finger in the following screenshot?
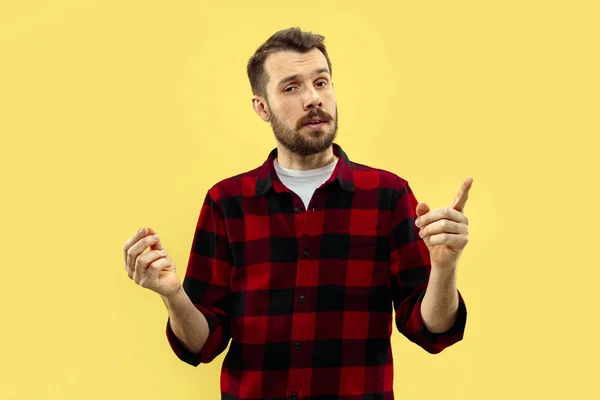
[451,177,473,212]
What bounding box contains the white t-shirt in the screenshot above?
[274,157,339,209]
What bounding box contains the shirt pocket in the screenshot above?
[319,230,390,289]
[320,230,388,261]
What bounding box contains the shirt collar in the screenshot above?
[255,142,355,196]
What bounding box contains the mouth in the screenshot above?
[303,119,328,127]
[303,121,327,130]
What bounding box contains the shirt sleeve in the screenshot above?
[165,189,233,366]
[389,179,467,354]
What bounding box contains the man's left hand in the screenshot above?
[414,177,473,269]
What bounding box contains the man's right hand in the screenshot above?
[122,226,182,297]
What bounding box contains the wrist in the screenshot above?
[161,285,185,306]
[431,262,456,272]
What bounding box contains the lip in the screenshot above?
[303,121,327,129]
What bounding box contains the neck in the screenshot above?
[276,145,336,170]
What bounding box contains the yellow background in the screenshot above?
[1,0,598,398]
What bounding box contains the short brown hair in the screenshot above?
[246,27,333,99]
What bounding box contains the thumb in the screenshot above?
[145,226,164,251]
[416,202,430,217]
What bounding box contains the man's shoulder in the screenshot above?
[206,165,263,201]
[349,160,410,191]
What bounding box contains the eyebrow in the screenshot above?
[277,68,330,87]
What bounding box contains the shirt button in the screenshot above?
[291,392,298,399]
[299,295,306,302]
[303,250,309,257]
[295,342,301,350]
[295,207,302,213]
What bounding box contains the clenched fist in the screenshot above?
[122,226,181,297]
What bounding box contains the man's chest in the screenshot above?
[223,189,394,296]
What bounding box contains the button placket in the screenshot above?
[290,199,312,400]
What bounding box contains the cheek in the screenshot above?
[325,97,337,115]
[277,103,301,124]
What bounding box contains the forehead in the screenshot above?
[264,48,329,84]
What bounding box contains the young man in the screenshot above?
[123,27,472,399]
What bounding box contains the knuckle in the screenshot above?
[135,258,146,270]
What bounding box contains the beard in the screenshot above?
[269,105,338,157]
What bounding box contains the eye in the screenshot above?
[284,86,297,93]
[315,80,328,88]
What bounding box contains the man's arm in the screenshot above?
[164,189,234,366]
[389,178,467,354]
[162,287,210,354]
[416,177,472,333]
[420,265,459,333]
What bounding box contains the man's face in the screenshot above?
[260,48,338,157]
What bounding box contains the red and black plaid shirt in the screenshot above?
[166,143,467,399]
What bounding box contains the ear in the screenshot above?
[252,95,271,122]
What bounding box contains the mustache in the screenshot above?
[296,108,332,128]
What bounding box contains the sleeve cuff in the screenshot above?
[412,289,468,354]
[165,306,221,366]
[165,317,203,366]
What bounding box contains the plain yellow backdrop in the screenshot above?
[1,0,598,399]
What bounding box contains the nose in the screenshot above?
[303,87,323,110]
